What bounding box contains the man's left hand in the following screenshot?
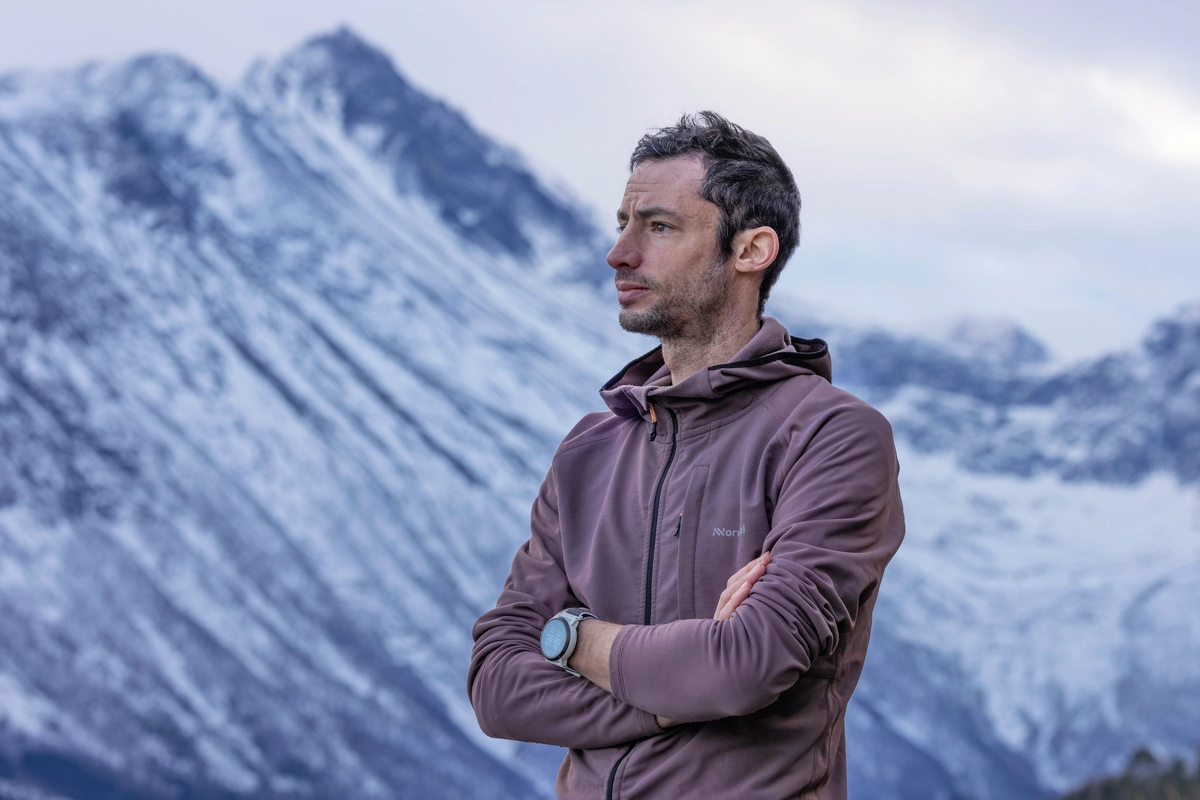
[714,551,771,621]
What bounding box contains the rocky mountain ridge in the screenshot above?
[797,302,1200,485]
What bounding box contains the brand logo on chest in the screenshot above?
[712,525,745,537]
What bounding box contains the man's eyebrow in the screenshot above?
[616,206,684,223]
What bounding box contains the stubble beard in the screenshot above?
[617,253,732,342]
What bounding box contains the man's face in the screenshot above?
[607,156,730,339]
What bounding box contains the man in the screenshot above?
[469,112,904,799]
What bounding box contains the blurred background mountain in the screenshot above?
[0,25,1197,800]
[1060,750,1200,800]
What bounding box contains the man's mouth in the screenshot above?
[615,280,650,304]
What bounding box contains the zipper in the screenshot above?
[643,406,678,625]
[606,743,635,800]
[604,402,674,800]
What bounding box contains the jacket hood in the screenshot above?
[600,317,831,418]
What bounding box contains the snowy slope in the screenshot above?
[1,27,1197,800]
[770,298,1200,798]
[0,30,636,800]
[851,444,1200,799]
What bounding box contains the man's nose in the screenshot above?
[607,227,640,271]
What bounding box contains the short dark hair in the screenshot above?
[629,111,801,317]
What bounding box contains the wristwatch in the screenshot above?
[541,607,596,677]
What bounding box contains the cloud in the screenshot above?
[610,0,1200,356]
[0,0,1195,357]
[1087,70,1200,167]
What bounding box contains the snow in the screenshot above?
[871,442,1200,788]
[0,673,57,738]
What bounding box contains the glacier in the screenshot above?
[0,27,1196,800]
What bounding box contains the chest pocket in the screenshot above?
[676,465,710,619]
[677,465,775,621]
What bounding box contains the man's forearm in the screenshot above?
[569,552,768,692]
[568,554,770,727]
[470,608,660,747]
[571,619,680,730]
[571,611,790,723]
[566,557,819,722]
[569,618,621,692]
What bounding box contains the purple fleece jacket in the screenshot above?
[469,318,905,799]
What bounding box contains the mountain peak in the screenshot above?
[257,28,605,275]
[303,25,398,73]
[940,317,1049,366]
[272,26,414,110]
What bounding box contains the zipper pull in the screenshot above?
[647,402,658,441]
[673,513,682,537]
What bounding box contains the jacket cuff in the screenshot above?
[610,628,659,737]
[609,624,636,708]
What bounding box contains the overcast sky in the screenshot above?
[3,0,1198,359]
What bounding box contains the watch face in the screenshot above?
[541,617,570,661]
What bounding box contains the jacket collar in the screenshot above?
[600,317,831,418]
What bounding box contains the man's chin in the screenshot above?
[619,307,679,338]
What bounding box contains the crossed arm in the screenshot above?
[469,402,902,747]
[569,553,770,727]
[468,541,773,747]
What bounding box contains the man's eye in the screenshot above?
[652,222,669,232]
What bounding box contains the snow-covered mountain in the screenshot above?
[0,28,627,800]
[0,28,1196,800]
[774,300,1200,798]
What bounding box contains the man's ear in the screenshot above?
[731,227,779,275]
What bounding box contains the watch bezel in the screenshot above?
[540,617,571,661]
[541,608,596,676]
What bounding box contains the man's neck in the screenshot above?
[661,314,763,385]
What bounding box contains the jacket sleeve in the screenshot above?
[468,463,661,748]
[607,400,905,722]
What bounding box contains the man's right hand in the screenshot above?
[656,552,772,730]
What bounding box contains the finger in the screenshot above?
[716,553,771,614]
[723,559,758,590]
[722,551,771,592]
[716,553,772,619]
[716,558,769,611]
[716,563,760,611]
[716,580,751,621]
[718,554,773,618]
[715,579,752,621]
